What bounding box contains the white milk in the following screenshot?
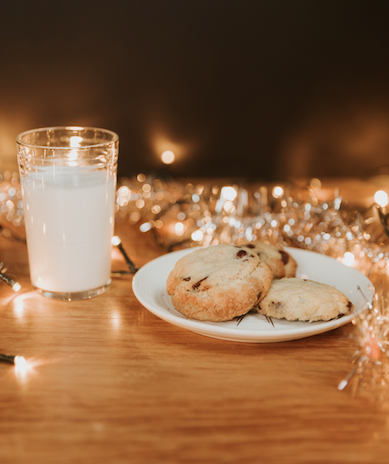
[21,166,115,293]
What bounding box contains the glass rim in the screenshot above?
[16,126,119,150]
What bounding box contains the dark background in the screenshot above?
[1,1,389,180]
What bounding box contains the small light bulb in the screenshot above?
[14,356,26,366]
[374,190,389,208]
[111,236,121,246]
[12,282,21,292]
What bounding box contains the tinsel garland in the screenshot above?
[115,175,389,266]
[2,172,389,396]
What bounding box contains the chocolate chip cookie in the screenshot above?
[257,278,353,322]
[167,244,273,321]
[241,241,297,279]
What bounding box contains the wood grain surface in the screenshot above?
[0,215,389,464]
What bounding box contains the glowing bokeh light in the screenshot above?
[223,200,235,214]
[374,190,389,207]
[272,186,284,198]
[161,150,175,164]
[310,178,322,189]
[341,252,355,267]
[221,186,237,201]
[130,212,141,222]
[175,222,184,236]
[140,222,152,233]
[69,136,83,147]
[111,236,121,246]
[14,355,26,367]
[191,230,204,241]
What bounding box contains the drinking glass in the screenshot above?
[16,126,119,300]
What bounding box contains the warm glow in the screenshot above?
[111,236,121,246]
[223,200,235,214]
[110,310,121,330]
[310,178,322,189]
[150,130,191,166]
[13,298,24,319]
[272,186,284,198]
[175,222,184,236]
[191,230,204,241]
[130,212,141,222]
[69,136,83,147]
[151,205,161,214]
[140,222,152,233]
[340,252,355,267]
[68,147,79,165]
[161,150,175,164]
[118,186,131,195]
[14,355,30,380]
[221,186,237,201]
[117,186,131,206]
[374,190,389,207]
[12,282,21,292]
[14,355,26,367]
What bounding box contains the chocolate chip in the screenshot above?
[246,244,255,249]
[236,250,247,258]
[183,277,191,281]
[192,276,208,290]
[279,250,289,265]
[347,301,352,310]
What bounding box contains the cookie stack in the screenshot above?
[167,242,353,323]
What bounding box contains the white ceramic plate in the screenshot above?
[132,247,374,343]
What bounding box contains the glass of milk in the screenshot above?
[16,126,119,301]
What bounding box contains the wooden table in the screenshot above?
[1,182,389,464]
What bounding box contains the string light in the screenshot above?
[0,265,21,292]
[0,353,26,366]
[374,190,389,208]
[111,236,121,247]
[111,236,138,274]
